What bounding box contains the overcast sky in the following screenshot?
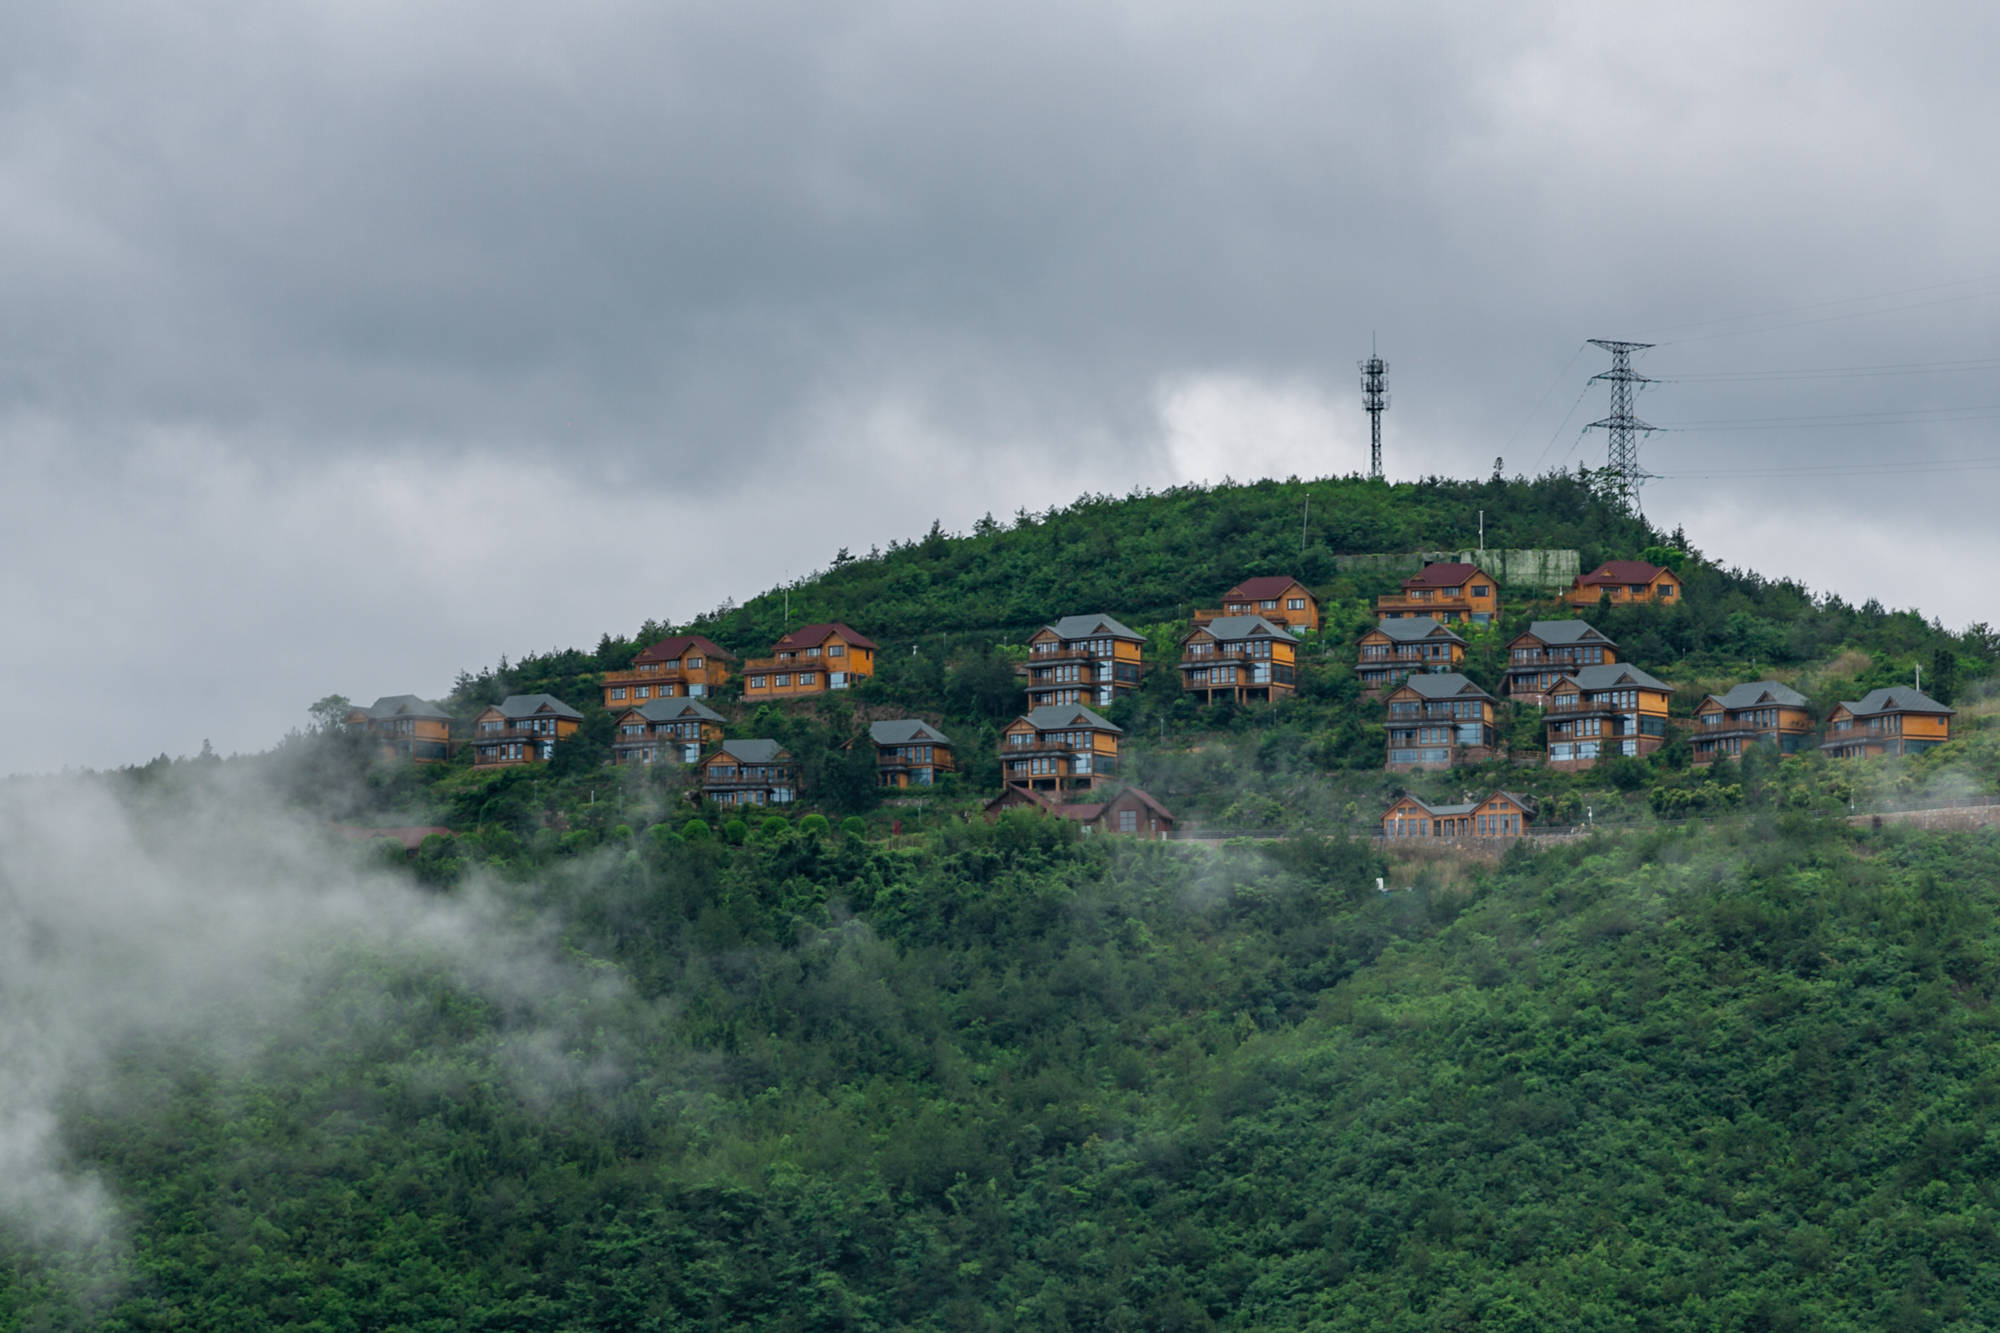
[5,1,1998,773]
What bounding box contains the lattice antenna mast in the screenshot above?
[1360,341,1388,480]
[1585,339,1656,503]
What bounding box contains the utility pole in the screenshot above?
[1585,339,1656,505]
[1360,339,1388,480]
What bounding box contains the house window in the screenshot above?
[775,674,790,687]
[749,676,766,689]
[1118,809,1137,833]
[807,647,821,657]
[1473,585,1491,597]
[610,687,627,701]
[635,686,650,699]
[686,656,702,669]
[829,643,845,657]
[1288,598,1306,610]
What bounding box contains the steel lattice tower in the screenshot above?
[1360,347,1388,479]
[1585,339,1656,503]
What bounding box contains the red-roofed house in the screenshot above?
[982,784,1177,838]
[1194,576,1320,635]
[742,623,879,701]
[1566,560,1683,610]
[601,634,735,708]
[1376,562,1500,625]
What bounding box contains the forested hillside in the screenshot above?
[11,472,2000,1330]
[8,786,2000,1329]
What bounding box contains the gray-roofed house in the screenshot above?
[1380,790,1537,840]
[1383,672,1499,770]
[866,719,955,788]
[1504,620,1618,704]
[1178,614,1299,704]
[1545,664,1673,769]
[1356,616,1468,694]
[471,694,584,766]
[696,738,800,806]
[1693,681,1813,762]
[1001,703,1123,793]
[612,697,727,766]
[345,695,453,762]
[1023,614,1146,709]
[1823,687,1955,759]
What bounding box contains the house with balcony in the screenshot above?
[1379,791,1535,841]
[984,784,1177,837]
[601,634,733,708]
[470,694,583,766]
[1021,615,1145,709]
[695,739,800,806]
[867,719,955,788]
[1194,577,1320,635]
[345,695,453,762]
[1000,704,1122,793]
[1383,673,1498,770]
[742,623,877,702]
[1543,664,1673,769]
[611,697,726,766]
[1691,681,1812,763]
[1566,560,1683,610]
[1504,620,1618,705]
[1178,615,1298,704]
[1356,617,1467,694]
[1376,562,1500,625]
[1821,687,1955,759]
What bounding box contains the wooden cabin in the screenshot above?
[1566,560,1683,610]
[601,634,733,708]
[695,739,800,806]
[1821,687,1955,759]
[1383,673,1499,770]
[1194,577,1320,635]
[1376,562,1500,626]
[742,623,877,702]
[867,719,955,788]
[1691,681,1812,763]
[1504,620,1618,705]
[1380,791,1535,841]
[611,697,726,765]
[1022,614,1146,709]
[471,694,582,766]
[983,784,1177,838]
[345,695,452,762]
[1000,704,1122,793]
[1356,617,1467,695]
[1178,615,1298,704]
[1543,664,1673,769]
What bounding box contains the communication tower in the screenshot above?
[1360,344,1388,480]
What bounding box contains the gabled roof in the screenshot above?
[1100,786,1176,821]
[1018,703,1122,733]
[1192,614,1291,642]
[1577,560,1672,587]
[1390,672,1494,702]
[629,697,726,724]
[711,738,788,764]
[489,693,583,722]
[1225,576,1308,601]
[1483,790,1539,815]
[1511,619,1614,649]
[1554,664,1670,694]
[1041,613,1144,642]
[870,719,953,746]
[1387,793,1478,818]
[1838,687,1954,718]
[1369,617,1466,645]
[361,694,451,721]
[1706,680,1808,711]
[633,634,733,664]
[1401,562,1490,589]
[774,622,878,652]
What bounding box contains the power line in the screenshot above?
[1503,341,1587,462]
[1661,355,2000,383]
[1660,402,2000,431]
[1651,287,1999,347]
[1530,380,1597,472]
[1641,272,2000,341]
[1653,455,2000,480]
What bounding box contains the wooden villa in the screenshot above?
[695,739,800,806]
[1821,687,1954,759]
[471,694,583,766]
[866,719,955,788]
[1383,673,1499,770]
[742,623,877,702]
[1022,614,1146,709]
[345,695,452,763]
[611,697,726,766]
[601,634,733,708]
[984,784,1177,838]
[1376,562,1500,626]
[1543,664,1673,769]
[1178,615,1298,704]
[1194,576,1320,635]
[1691,681,1812,763]
[1356,617,1466,695]
[1380,791,1535,841]
[1566,560,1683,610]
[1000,703,1122,793]
[1504,620,1618,706]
